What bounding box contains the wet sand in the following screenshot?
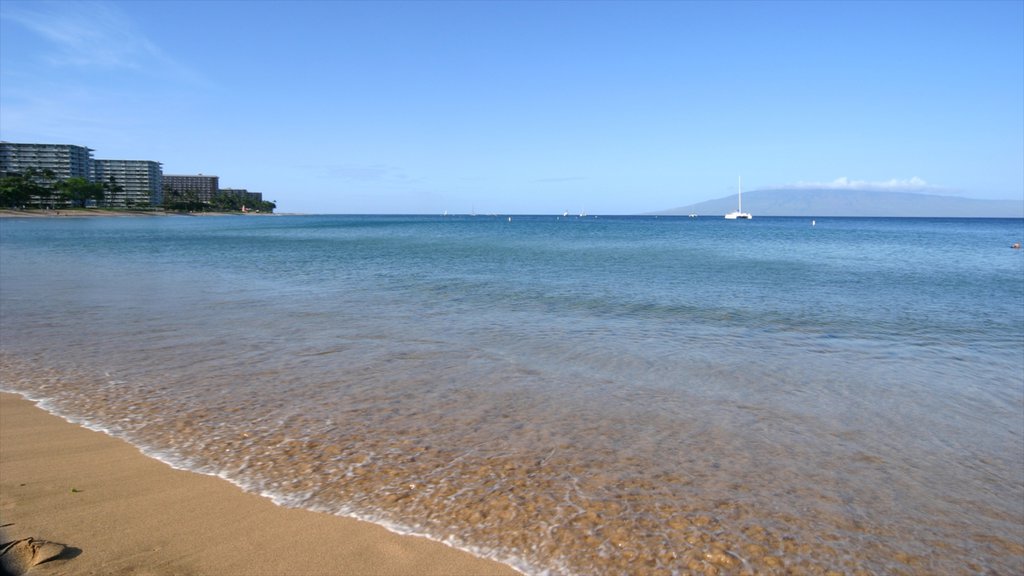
[0,392,519,576]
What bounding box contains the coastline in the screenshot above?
[0,392,520,576]
[0,208,169,218]
[0,209,283,218]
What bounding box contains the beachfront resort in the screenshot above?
[0,141,274,212]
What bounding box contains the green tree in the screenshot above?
[57,177,105,208]
[211,191,242,212]
[0,168,55,208]
[0,172,39,208]
[103,176,124,207]
[162,186,181,210]
[162,187,206,212]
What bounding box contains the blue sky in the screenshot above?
[1,0,1021,214]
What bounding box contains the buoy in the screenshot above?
[1012,242,1021,249]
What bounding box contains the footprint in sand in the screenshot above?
[0,538,67,576]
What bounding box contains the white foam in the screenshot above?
[0,389,546,576]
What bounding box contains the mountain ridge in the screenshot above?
[651,189,1023,218]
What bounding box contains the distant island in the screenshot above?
[652,189,1023,218]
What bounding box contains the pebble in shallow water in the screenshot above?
[3,353,1021,575]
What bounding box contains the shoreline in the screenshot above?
[0,209,283,218]
[0,392,521,576]
[0,208,169,218]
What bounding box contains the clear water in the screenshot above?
[2,214,1022,575]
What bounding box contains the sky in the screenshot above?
[1,0,1021,214]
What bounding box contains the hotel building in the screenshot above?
[93,159,164,208]
[220,188,264,205]
[163,174,220,203]
[2,142,266,210]
[0,142,94,183]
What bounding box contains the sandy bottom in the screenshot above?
[0,392,519,576]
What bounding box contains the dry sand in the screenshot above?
[0,392,520,576]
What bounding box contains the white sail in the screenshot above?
[724,176,752,219]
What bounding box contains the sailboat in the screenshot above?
[724,176,752,219]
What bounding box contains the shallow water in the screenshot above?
[1,215,1022,574]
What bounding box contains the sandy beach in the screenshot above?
[0,392,519,576]
[0,209,285,218]
[0,209,169,218]
[0,209,295,218]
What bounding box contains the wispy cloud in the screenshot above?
[2,1,199,82]
[787,177,936,191]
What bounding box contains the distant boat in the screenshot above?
[724,176,752,219]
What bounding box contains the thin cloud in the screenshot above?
[3,1,200,83]
[786,177,936,192]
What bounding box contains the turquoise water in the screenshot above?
[2,214,1022,575]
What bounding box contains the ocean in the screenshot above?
[1,214,1022,575]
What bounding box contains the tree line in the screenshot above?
[0,168,115,209]
[0,168,275,213]
[161,189,276,213]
